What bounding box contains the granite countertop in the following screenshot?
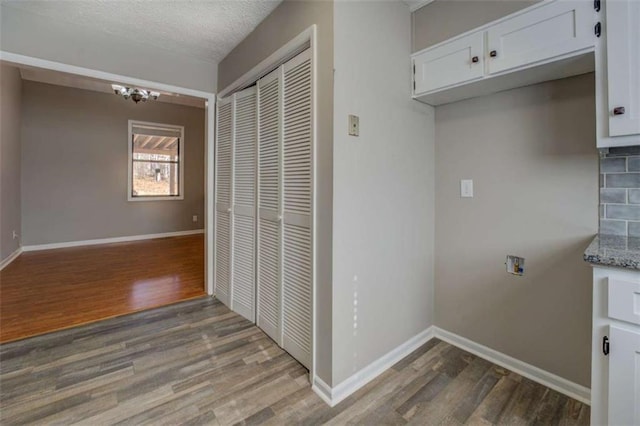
[584,234,640,270]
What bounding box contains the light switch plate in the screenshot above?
[349,114,359,137]
[460,179,473,198]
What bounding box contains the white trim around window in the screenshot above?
[127,120,185,201]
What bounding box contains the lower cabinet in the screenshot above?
[607,326,640,425]
[591,267,640,425]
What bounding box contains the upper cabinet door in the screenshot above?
[606,0,640,137]
[486,0,594,75]
[413,31,484,95]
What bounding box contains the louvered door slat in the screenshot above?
[257,68,282,344]
[282,49,312,369]
[215,98,233,307]
[232,87,257,322]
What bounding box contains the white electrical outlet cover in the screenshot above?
[460,179,473,198]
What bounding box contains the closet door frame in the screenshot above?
[217,25,317,381]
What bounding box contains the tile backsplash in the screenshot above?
[600,146,640,236]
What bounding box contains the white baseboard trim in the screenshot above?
[311,376,333,407]
[432,326,591,405]
[22,229,205,252]
[311,325,590,408]
[312,327,436,407]
[0,246,23,270]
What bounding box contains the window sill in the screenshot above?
[128,196,184,202]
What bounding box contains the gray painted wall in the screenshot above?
[434,73,598,387]
[0,5,217,92]
[0,64,22,261]
[217,0,335,385]
[412,0,539,52]
[332,0,435,385]
[21,81,205,246]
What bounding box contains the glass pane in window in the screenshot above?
[133,135,179,161]
[132,161,179,197]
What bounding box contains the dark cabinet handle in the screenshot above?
[613,106,626,116]
[603,336,609,355]
[490,50,498,58]
[472,56,479,63]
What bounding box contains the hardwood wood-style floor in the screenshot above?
[0,297,590,425]
[0,235,206,343]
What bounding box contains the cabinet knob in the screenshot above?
[471,56,479,63]
[613,106,626,116]
[490,50,498,58]
[603,336,609,355]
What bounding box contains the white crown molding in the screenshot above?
[22,229,204,252]
[0,247,23,271]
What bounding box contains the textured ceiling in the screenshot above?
[1,0,282,64]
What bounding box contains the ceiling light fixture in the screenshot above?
[112,84,160,104]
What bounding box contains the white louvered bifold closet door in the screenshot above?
[257,67,283,344]
[256,49,313,370]
[215,97,233,307]
[281,49,313,369]
[231,87,257,322]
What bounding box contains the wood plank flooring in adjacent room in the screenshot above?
[0,298,590,425]
[0,234,206,343]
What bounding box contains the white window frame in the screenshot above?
[127,120,185,202]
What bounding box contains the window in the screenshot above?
[128,120,184,201]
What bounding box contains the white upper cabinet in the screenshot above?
[412,0,597,106]
[605,0,640,137]
[413,31,484,94]
[486,0,594,75]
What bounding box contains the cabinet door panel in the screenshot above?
[487,0,594,75]
[608,326,640,426]
[606,0,640,136]
[413,31,484,95]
